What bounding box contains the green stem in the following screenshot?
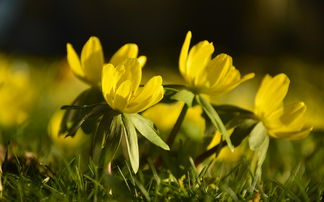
[98,145,109,171]
[194,141,224,166]
[90,134,96,158]
[166,104,189,146]
[155,104,189,168]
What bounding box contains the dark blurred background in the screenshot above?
[0,0,323,67]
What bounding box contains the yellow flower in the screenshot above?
[48,110,86,147]
[143,102,183,131]
[207,130,246,162]
[102,58,163,113]
[179,31,254,96]
[254,74,312,140]
[67,36,146,85]
[143,102,205,132]
[0,58,34,127]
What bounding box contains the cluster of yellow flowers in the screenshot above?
[0,57,34,127]
[62,31,312,171]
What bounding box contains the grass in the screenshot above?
[1,107,323,201]
[1,137,323,201]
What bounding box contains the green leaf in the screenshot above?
[214,105,256,129]
[127,114,170,150]
[122,114,139,173]
[196,95,234,151]
[60,87,105,134]
[257,135,269,167]
[230,119,258,147]
[171,89,195,107]
[91,110,114,152]
[61,103,106,110]
[65,104,107,137]
[160,87,178,104]
[202,104,257,148]
[101,114,122,165]
[248,122,268,151]
[214,104,255,116]
[80,116,98,134]
[163,84,186,89]
[251,135,269,191]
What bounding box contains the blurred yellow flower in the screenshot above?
[48,110,86,147]
[67,36,146,85]
[143,102,182,131]
[254,74,312,140]
[102,58,163,113]
[207,130,245,162]
[0,58,34,127]
[179,31,254,97]
[143,102,205,132]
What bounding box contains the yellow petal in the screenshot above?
[270,126,312,140]
[267,102,307,133]
[81,36,104,84]
[207,54,234,88]
[241,73,256,83]
[212,71,255,95]
[48,110,86,147]
[255,74,290,117]
[187,41,214,85]
[207,131,222,149]
[113,80,132,111]
[102,60,143,113]
[280,102,306,125]
[110,43,139,66]
[137,56,147,68]
[102,64,117,106]
[131,86,164,113]
[143,102,183,131]
[126,76,163,113]
[179,31,192,77]
[119,58,142,94]
[66,43,84,78]
[221,68,241,88]
[114,64,127,89]
[216,143,245,162]
[226,72,255,91]
[203,53,254,96]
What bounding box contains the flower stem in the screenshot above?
[166,104,189,146]
[194,141,224,166]
[155,104,189,168]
